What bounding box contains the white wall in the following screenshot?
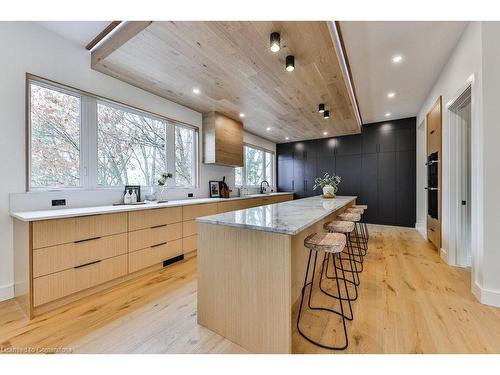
[0,22,275,301]
[416,21,500,306]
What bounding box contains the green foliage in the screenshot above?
[313,173,341,192]
[157,172,173,186]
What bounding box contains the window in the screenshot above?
[29,82,82,188]
[235,145,274,187]
[97,102,167,187]
[174,125,196,187]
[28,77,198,190]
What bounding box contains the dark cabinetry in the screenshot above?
[276,117,416,227]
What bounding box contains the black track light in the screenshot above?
[318,104,325,113]
[270,32,280,53]
[324,110,330,119]
[286,55,295,72]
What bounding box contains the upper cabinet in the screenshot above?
[202,112,243,167]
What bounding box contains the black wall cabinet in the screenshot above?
[276,117,416,227]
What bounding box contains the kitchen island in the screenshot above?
[196,195,357,353]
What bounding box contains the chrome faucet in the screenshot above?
[260,180,270,194]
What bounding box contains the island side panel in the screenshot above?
[197,222,292,354]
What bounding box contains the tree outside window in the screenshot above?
[235,145,274,186]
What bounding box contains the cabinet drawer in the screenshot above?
[182,234,197,253]
[33,254,127,306]
[128,206,182,231]
[128,239,183,273]
[32,213,127,249]
[33,233,127,278]
[128,222,182,252]
[182,202,218,221]
[182,220,197,237]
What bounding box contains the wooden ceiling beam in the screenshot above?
[85,21,122,51]
[91,21,152,68]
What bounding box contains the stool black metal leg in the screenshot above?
[319,252,358,307]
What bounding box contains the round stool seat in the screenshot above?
[324,220,355,234]
[304,232,346,254]
[354,204,368,210]
[346,207,364,214]
[338,212,361,222]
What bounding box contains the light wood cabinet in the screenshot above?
[15,194,293,318]
[129,222,182,252]
[128,206,182,231]
[33,233,127,278]
[33,254,127,306]
[32,213,127,249]
[182,202,218,221]
[129,239,183,273]
[203,112,243,167]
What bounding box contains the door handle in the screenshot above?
[74,260,101,269]
[292,180,295,190]
[74,236,101,244]
[151,224,167,229]
[151,242,168,248]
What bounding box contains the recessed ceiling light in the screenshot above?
[385,112,391,117]
[387,92,395,98]
[285,137,289,140]
[239,113,245,118]
[323,131,328,136]
[192,88,200,94]
[266,127,271,131]
[270,32,280,53]
[392,55,403,64]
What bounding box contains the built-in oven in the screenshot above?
[426,152,439,219]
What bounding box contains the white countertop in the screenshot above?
[196,195,357,235]
[10,192,293,222]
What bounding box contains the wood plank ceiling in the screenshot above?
[91,21,361,142]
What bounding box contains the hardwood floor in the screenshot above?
[0,225,499,354]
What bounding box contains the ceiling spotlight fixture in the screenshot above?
[192,88,200,94]
[286,55,295,72]
[385,112,391,117]
[323,131,328,136]
[392,54,403,64]
[324,110,330,119]
[318,104,325,113]
[387,92,395,98]
[239,113,245,118]
[266,127,271,131]
[270,32,280,53]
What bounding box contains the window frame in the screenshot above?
[26,74,199,192]
[235,143,275,187]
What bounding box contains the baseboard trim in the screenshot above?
[472,281,500,307]
[415,222,426,239]
[0,283,14,302]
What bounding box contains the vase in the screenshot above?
[157,186,167,202]
[322,185,336,199]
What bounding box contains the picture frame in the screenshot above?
[124,185,141,202]
[209,180,221,198]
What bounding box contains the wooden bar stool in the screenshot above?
[346,207,369,250]
[323,220,361,301]
[297,232,352,350]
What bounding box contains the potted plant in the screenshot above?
[313,173,341,199]
[157,172,173,202]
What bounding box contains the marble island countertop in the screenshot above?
[10,192,293,222]
[196,195,357,235]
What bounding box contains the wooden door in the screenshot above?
[426,96,442,250]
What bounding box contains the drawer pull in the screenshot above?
[151,242,168,248]
[74,260,102,269]
[74,236,101,244]
[151,224,167,229]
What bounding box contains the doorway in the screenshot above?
[449,86,472,267]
